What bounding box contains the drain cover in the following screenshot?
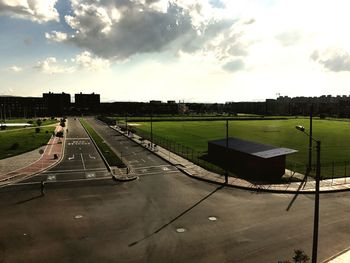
[74,215,83,219]
[176,228,186,233]
[208,216,217,221]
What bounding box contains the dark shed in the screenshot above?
[208,137,297,180]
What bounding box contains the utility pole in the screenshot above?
[312,140,321,263]
[225,119,229,184]
[150,114,153,149]
[308,104,313,175]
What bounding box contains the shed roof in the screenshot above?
[209,137,298,159]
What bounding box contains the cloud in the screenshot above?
[36,57,75,74]
[0,0,59,23]
[275,30,303,46]
[75,51,110,71]
[35,52,109,74]
[311,48,350,72]
[9,65,22,72]
[222,59,244,72]
[45,31,68,42]
[47,0,252,64]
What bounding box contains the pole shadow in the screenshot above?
[128,185,224,247]
[14,194,43,205]
[286,169,309,211]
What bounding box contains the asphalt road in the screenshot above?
[23,118,109,183]
[0,117,349,262]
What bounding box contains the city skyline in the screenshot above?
[1,0,350,103]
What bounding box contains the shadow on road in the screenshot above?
[286,169,309,211]
[128,185,224,247]
[14,194,43,205]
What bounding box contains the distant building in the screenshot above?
[75,92,100,113]
[0,96,46,119]
[208,137,297,181]
[43,92,71,116]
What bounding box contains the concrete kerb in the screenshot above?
[0,124,67,186]
[80,119,137,182]
[109,125,350,194]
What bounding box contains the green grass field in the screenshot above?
[134,118,350,178]
[0,126,56,160]
[80,118,124,167]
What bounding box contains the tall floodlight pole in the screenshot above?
[296,125,321,263]
[125,114,128,133]
[225,119,229,184]
[308,104,313,175]
[151,114,153,148]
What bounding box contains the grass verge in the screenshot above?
[80,118,124,167]
[0,126,55,160]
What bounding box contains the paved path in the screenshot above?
[0,125,65,185]
[112,125,350,193]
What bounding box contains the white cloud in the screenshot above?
[0,0,59,23]
[45,31,68,42]
[75,51,110,71]
[35,52,109,74]
[36,57,75,74]
[311,48,350,72]
[50,0,250,65]
[9,65,22,72]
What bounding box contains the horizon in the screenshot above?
[2,1,350,102]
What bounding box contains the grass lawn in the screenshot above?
[134,118,350,179]
[80,118,124,167]
[0,126,56,160]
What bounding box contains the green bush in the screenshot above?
[9,142,19,150]
[35,127,41,133]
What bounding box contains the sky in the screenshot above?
[1,0,350,103]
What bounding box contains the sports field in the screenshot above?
[133,118,350,178]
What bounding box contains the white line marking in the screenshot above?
[66,138,90,140]
[80,153,86,170]
[133,165,173,170]
[68,154,75,160]
[89,154,96,159]
[141,159,146,163]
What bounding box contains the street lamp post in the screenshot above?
[225,119,228,184]
[296,125,321,263]
[151,114,153,149]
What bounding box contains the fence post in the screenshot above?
[345,161,347,184]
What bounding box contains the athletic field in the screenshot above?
[133,118,350,179]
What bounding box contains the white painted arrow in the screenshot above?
[68,154,75,160]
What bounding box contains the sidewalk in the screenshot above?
[0,125,65,186]
[112,126,350,193]
[326,248,350,263]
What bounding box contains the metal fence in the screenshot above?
[134,128,350,182]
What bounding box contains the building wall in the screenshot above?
[208,142,286,180]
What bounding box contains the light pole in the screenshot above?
[225,119,229,184]
[296,125,321,263]
[308,104,313,175]
[150,114,153,149]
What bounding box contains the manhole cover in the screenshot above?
[208,216,218,221]
[74,215,83,219]
[176,228,186,233]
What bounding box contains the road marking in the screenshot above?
[162,167,170,171]
[141,159,146,163]
[89,154,96,159]
[43,168,106,174]
[66,138,89,140]
[86,173,95,178]
[47,175,56,181]
[80,153,86,170]
[133,165,173,170]
[68,154,75,160]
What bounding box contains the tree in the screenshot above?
[36,119,42,126]
[279,249,310,263]
[35,127,41,133]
